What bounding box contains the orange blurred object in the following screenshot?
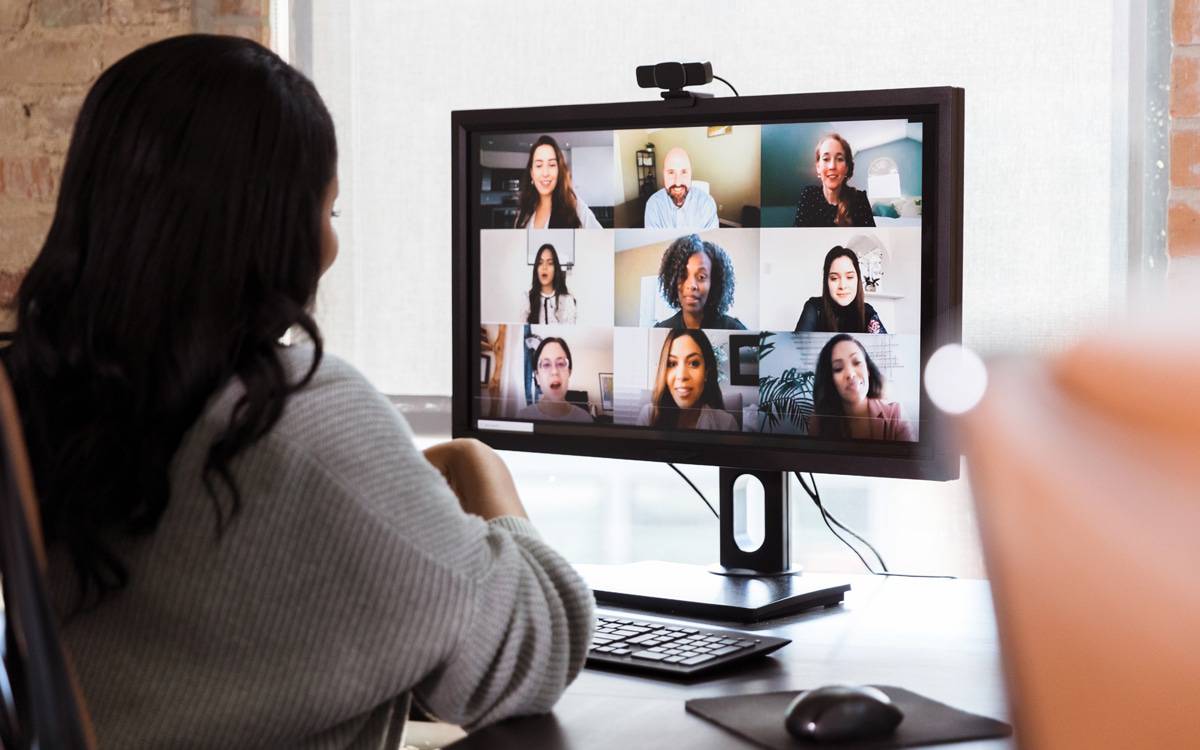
[962,339,1200,749]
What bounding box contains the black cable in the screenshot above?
[712,75,739,97]
[793,472,957,580]
[668,463,718,519]
[801,473,888,571]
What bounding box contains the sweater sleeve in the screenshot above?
[287,365,594,730]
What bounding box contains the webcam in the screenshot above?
[636,61,714,106]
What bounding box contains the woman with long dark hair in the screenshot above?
[522,243,577,324]
[0,35,591,747]
[793,133,876,228]
[513,134,601,229]
[808,334,913,440]
[637,329,737,430]
[794,246,887,333]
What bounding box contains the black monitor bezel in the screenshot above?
[452,86,963,481]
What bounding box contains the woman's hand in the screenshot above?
[423,438,528,520]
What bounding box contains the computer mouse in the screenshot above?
[784,684,904,743]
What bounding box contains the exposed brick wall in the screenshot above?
[0,0,269,332]
[1171,1,1200,268]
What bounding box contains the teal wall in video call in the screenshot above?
[759,122,923,227]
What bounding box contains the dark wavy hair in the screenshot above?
[811,334,884,439]
[647,329,724,428]
[526,243,569,324]
[514,135,581,229]
[0,35,337,608]
[657,234,736,318]
[814,133,857,227]
[820,246,867,332]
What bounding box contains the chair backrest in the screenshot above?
[0,363,96,750]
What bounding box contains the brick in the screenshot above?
[1171,128,1200,188]
[0,38,101,86]
[211,19,266,43]
[0,269,22,310]
[0,0,31,35]
[0,155,55,200]
[1172,54,1200,118]
[26,91,84,141]
[108,0,188,26]
[0,212,50,275]
[1167,191,1200,257]
[0,96,28,144]
[1177,0,1200,45]
[216,0,262,17]
[99,25,188,67]
[37,0,102,27]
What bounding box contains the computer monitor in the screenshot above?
[452,86,964,621]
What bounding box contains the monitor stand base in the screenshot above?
[577,560,850,623]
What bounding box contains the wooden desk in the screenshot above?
[447,575,1011,749]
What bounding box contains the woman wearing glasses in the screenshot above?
[517,337,594,422]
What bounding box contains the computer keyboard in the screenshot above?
[586,614,791,677]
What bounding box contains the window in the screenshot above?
[286,1,1156,577]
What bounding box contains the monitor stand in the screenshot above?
[576,467,851,623]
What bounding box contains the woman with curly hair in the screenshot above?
[653,233,746,330]
[636,329,737,430]
[808,334,913,441]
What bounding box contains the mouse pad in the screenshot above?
[685,686,1012,749]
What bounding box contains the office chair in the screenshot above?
[0,364,96,750]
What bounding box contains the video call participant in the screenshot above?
[518,337,594,423]
[637,329,738,431]
[794,246,887,333]
[521,243,577,324]
[808,334,913,441]
[654,233,746,330]
[643,147,718,229]
[793,133,876,228]
[514,134,602,229]
[1,35,593,747]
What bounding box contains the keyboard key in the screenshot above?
[631,650,668,661]
[710,646,740,656]
[682,654,716,665]
[664,655,685,663]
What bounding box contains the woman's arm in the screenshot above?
[795,298,821,332]
[853,189,876,227]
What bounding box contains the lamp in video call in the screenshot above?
[453,78,964,622]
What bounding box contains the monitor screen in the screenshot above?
[453,88,963,480]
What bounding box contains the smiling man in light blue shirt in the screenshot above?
[644,146,718,229]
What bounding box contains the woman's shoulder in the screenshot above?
[869,398,903,419]
[636,402,654,425]
[701,405,739,431]
[265,345,405,445]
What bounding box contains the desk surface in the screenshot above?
[447,574,1011,749]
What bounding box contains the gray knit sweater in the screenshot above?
[46,346,594,748]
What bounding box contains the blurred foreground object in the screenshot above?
[962,336,1200,749]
